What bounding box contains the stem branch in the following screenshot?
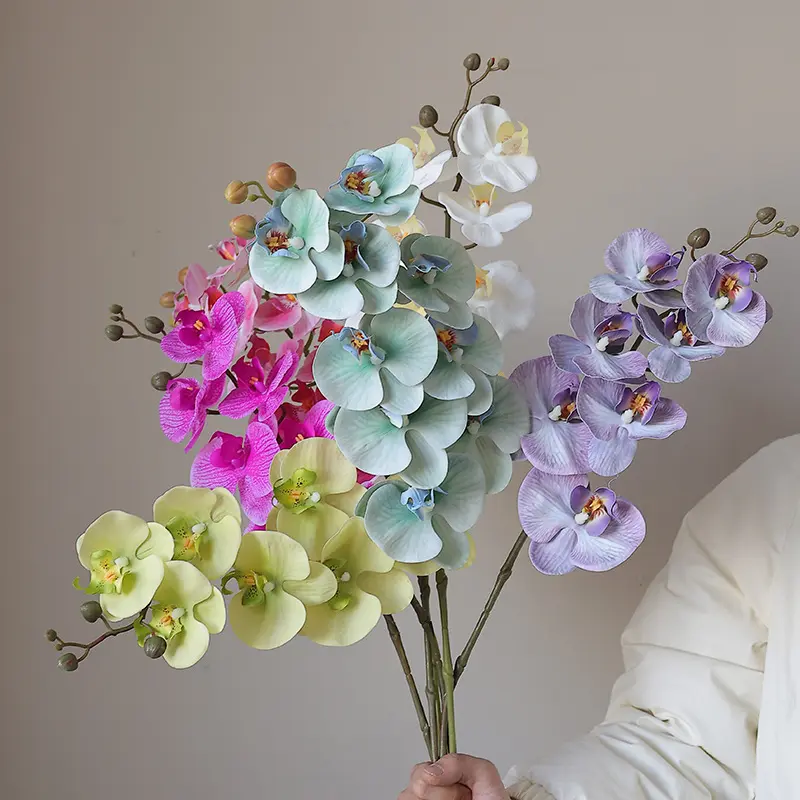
[436,570,457,754]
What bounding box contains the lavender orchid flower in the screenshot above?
[517,469,646,575]
[684,254,768,347]
[576,377,687,475]
[509,356,592,475]
[549,294,648,381]
[589,228,685,308]
[636,306,725,383]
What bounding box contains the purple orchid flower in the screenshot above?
[549,294,648,381]
[218,349,299,422]
[509,356,593,475]
[190,421,279,524]
[159,375,226,452]
[161,291,246,381]
[589,228,685,308]
[518,469,646,574]
[683,254,767,348]
[636,306,725,383]
[576,377,687,475]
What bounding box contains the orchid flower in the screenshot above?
[439,184,531,247]
[468,261,535,339]
[277,399,334,449]
[397,126,457,191]
[254,294,320,338]
[159,375,226,451]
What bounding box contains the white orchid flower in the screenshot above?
[398,126,458,190]
[438,183,532,247]
[456,104,538,193]
[468,260,535,339]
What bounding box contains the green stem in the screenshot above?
[418,577,441,758]
[384,615,433,760]
[244,180,274,205]
[453,531,527,686]
[436,570,457,754]
[722,218,785,256]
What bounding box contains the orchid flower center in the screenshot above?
[176,311,213,347]
[210,434,249,470]
[494,121,529,156]
[618,385,658,425]
[410,253,451,283]
[593,313,632,354]
[170,383,199,411]
[223,569,277,607]
[344,170,381,197]
[165,516,207,562]
[715,274,742,309]
[322,557,355,611]
[148,603,186,641]
[257,206,304,257]
[400,486,444,521]
[574,494,609,525]
[474,267,492,297]
[548,389,578,422]
[74,549,131,595]
[336,327,386,365]
[273,467,321,514]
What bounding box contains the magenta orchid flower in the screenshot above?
[218,349,299,421]
[636,305,724,383]
[254,294,319,338]
[509,356,592,475]
[549,294,648,381]
[159,375,226,451]
[589,228,685,308]
[518,469,646,574]
[190,421,279,524]
[576,377,687,475]
[684,254,767,348]
[161,291,245,380]
[277,399,335,449]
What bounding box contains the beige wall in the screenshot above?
[2,1,799,797]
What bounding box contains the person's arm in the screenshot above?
[507,436,800,800]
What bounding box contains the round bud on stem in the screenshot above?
[745,253,768,271]
[687,227,711,249]
[756,206,777,224]
[80,600,103,623]
[151,371,172,392]
[144,635,167,659]
[159,291,176,309]
[144,316,165,334]
[230,214,257,240]
[497,57,510,70]
[45,629,58,642]
[109,304,123,315]
[224,180,249,204]
[177,266,189,285]
[104,324,124,342]
[785,224,799,238]
[266,162,297,192]
[418,104,439,128]
[463,53,481,71]
[58,653,79,672]
[481,95,501,106]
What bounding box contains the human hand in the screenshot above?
[399,754,511,800]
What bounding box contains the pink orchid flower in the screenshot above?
[235,279,260,356]
[297,347,317,383]
[159,375,226,451]
[210,236,248,262]
[190,421,279,524]
[161,291,245,380]
[218,349,300,422]
[254,294,319,338]
[277,399,335,449]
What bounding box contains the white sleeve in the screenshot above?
[506,436,800,800]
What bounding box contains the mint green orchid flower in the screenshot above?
[423,314,502,415]
[224,530,337,650]
[312,307,438,414]
[249,189,345,295]
[295,221,401,319]
[449,376,531,494]
[152,486,242,581]
[143,561,226,669]
[74,511,173,621]
[325,144,421,225]
[301,517,413,646]
[332,395,468,489]
[355,453,485,567]
[267,437,365,561]
[398,234,476,329]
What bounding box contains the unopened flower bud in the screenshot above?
[266,162,297,192]
[177,266,189,285]
[463,53,481,71]
[230,214,257,239]
[58,653,79,672]
[151,371,172,392]
[481,95,501,106]
[45,629,58,642]
[497,57,510,70]
[745,253,768,271]
[225,180,249,204]
[686,227,711,249]
[785,224,799,238]
[756,206,777,224]
[55,642,63,650]
[80,600,103,623]
[110,315,121,322]
[104,324,124,341]
[144,635,167,659]
[159,291,176,309]
[109,303,123,315]
[418,104,439,128]
[144,316,165,334]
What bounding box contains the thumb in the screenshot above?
[424,754,505,792]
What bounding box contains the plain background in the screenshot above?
[2,1,799,798]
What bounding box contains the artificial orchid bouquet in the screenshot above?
[46,53,797,765]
